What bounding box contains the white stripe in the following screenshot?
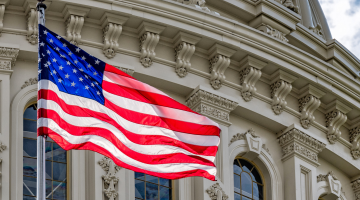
[38,80,220,147]
[103,72,219,127]
[38,99,215,162]
[38,118,217,176]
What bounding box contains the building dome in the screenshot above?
[1,0,360,200]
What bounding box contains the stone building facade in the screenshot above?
[0,0,360,199]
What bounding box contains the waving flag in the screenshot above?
[37,24,221,180]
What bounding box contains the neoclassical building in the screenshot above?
[0,0,360,199]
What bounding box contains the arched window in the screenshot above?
[234,158,264,200]
[135,172,172,200]
[23,104,68,200]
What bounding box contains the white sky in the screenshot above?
[319,0,360,59]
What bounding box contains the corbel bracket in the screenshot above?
[0,0,9,37]
[325,100,351,144]
[24,0,50,44]
[239,56,267,102]
[208,44,236,90]
[349,119,360,159]
[101,13,128,59]
[138,22,165,68]
[298,84,325,129]
[173,32,200,77]
[270,69,297,115]
[62,5,90,46]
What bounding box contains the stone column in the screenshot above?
[186,85,238,200]
[278,124,326,200]
[0,45,19,200]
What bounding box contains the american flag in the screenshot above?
[37,24,221,180]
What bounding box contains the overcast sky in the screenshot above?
[319,0,360,59]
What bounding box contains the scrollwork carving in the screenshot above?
[103,23,122,59]
[98,157,121,200]
[206,183,229,200]
[229,128,258,145]
[175,42,195,77]
[26,8,38,45]
[209,54,230,90]
[139,32,160,68]
[299,95,321,129]
[66,15,84,46]
[271,80,292,115]
[21,77,38,89]
[326,110,347,144]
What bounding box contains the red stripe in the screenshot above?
[102,80,198,114]
[39,127,216,181]
[104,64,135,79]
[38,109,215,166]
[38,89,218,156]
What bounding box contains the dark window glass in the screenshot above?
[135,172,172,200]
[233,158,264,200]
[23,104,68,200]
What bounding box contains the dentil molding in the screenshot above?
[298,84,325,129]
[62,5,90,46]
[21,77,38,89]
[101,13,128,59]
[278,125,326,166]
[98,156,121,200]
[238,56,267,102]
[270,69,297,115]
[208,44,236,90]
[186,86,238,126]
[173,32,201,78]
[138,22,165,68]
[206,183,229,200]
[325,100,351,144]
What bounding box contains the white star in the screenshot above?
[50,72,52,75]
[91,83,95,87]
[79,77,83,82]
[38,58,42,63]
[46,50,51,55]
[63,43,67,47]
[44,30,48,35]
[60,54,65,58]
[97,91,101,95]
[74,60,78,64]
[87,64,92,68]
[52,58,57,63]
[72,69,77,73]
[95,82,99,85]
[76,48,81,52]
[42,53,45,57]
[55,47,60,51]
[65,74,70,79]
[66,61,71,65]
[81,56,86,60]
[52,70,57,75]
[93,72,98,76]
[85,75,88,79]
[58,79,62,83]
[38,70,42,74]
[71,82,76,87]
[47,61,51,65]
[44,64,48,68]
[40,42,45,47]
[49,39,53,43]
[56,35,61,39]
[95,60,100,65]
[85,86,89,90]
[68,52,73,56]
[59,66,63,70]
[79,68,84,72]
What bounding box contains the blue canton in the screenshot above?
[38,24,106,105]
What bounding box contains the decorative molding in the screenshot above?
[0,4,5,36]
[352,178,360,200]
[349,122,360,159]
[186,87,238,126]
[175,0,220,16]
[173,32,200,78]
[229,128,263,160]
[24,1,38,45]
[0,47,19,69]
[298,84,325,129]
[98,156,121,200]
[62,5,90,46]
[270,70,297,115]
[208,44,236,90]
[137,22,165,68]
[325,100,351,144]
[229,128,258,145]
[114,66,134,76]
[278,126,326,165]
[0,142,6,152]
[275,0,299,13]
[257,24,289,42]
[21,77,38,89]
[101,13,128,59]
[317,171,338,182]
[239,56,267,102]
[309,23,325,39]
[206,183,229,200]
[317,171,342,199]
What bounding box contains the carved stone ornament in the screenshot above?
[229,128,263,159]
[21,77,38,89]
[65,15,84,46]
[275,0,299,13]
[325,110,348,144]
[317,171,338,182]
[229,128,258,145]
[0,4,5,36]
[26,8,38,44]
[98,156,121,200]
[0,142,6,152]
[278,127,326,165]
[257,24,289,42]
[206,183,229,200]
[309,23,325,39]
[186,88,238,126]
[349,125,360,159]
[139,32,160,68]
[175,0,220,15]
[102,23,122,59]
[317,171,342,199]
[239,56,267,102]
[175,42,195,77]
[262,144,270,155]
[352,178,360,199]
[209,54,231,90]
[0,47,19,69]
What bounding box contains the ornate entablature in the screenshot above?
[278,125,326,165]
[186,86,238,126]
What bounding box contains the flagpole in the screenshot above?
[37,0,47,199]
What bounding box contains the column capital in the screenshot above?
[186,86,238,126]
[352,178,360,200]
[278,124,326,166]
[0,45,19,71]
